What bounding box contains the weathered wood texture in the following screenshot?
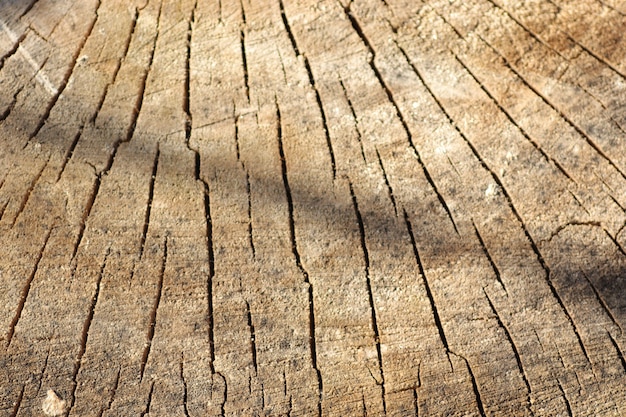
[1,0,626,415]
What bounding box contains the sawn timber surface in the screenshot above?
[1,0,626,415]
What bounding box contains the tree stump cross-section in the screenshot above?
[2,0,626,415]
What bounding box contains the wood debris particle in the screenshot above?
[42,390,66,416]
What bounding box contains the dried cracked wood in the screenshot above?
[1,0,626,415]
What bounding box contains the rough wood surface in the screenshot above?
[1,0,626,415]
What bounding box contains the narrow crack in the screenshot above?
[90,7,139,125]
[279,0,299,55]
[36,344,52,395]
[276,48,289,85]
[190,148,200,182]
[245,169,255,258]
[219,375,227,416]
[557,380,573,417]
[279,0,337,178]
[483,289,533,414]
[0,28,27,71]
[593,171,625,210]
[305,56,337,179]
[605,228,626,257]
[261,383,266,410]
[202,180,216,369]
[120,0,163,159]
[11,155,49,228]
[184,1,197,143]
[556,300,593,366]
[56,124,85,182]
[234,107,242,162]
[245,300,258,374]
[349,181,386,413]
[232,104,245,162]
[9,385,24,417]
[583,273,623,336]
[542,220,602,244]
[472,221,507,294]
[404,209,450,360]
[339,78,367,163]
[597,0,626,16]
[6,225,53,348]
[140,236,167,381]
[282,368,288,397]
[450,352,487,417]
[139,381,155,417]
[179,6,218,373]
[72,170,101,260]
[555,341,585,396]
[608,332,626,373]
[240,31,249,102]
[239,0,249,102]
[181,353,190,417]
[98,365,120,417]
[46,4,80,41]
[0,85,23,122]
[567,190,591,216]
[275,100,323,415]
[287,395,293,417]
[361,392,367,416]
[17,0,38,20]
[375,149,398,217]
[0,200,8,222]
[139,144,159,260]
[68,248,110,415]
[416,362,421,388]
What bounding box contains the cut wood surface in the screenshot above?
[1,0,626,415]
